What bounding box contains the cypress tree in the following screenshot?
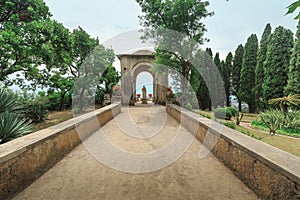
[255,23,272,111]
[224,52,233,107]
[285,20,300,95]
[213,52,224,107]
[190,48,212,110]
[232,44,244,111]
[263,26,294,101]
[239,34,259,113]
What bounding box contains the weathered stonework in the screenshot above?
[0,104,121,199]
[166,104,300,200]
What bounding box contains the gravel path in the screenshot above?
[14,105,259,200]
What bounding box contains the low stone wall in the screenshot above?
[0,104,121,199]
[166,104,300,200]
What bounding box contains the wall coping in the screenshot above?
[168,104,300,184]
[0,104,119,164]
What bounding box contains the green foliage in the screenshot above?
[136,0,213,107]
[0,111,33,144]
[258,110,286,135]
[226,107,238,117]
[0,88,23,113]
[0,88,33,144]
[286,0,300,19]
[98,65,120,99]
[268,94,300,113]
[285,20,300,95]
[263,26,294,103]
[223,121,236,129]
[190,48,212,110]
[239,34,258,113]
[17,91,48,122]
[252,112,300,137]
[232,44,244,111]
[241,130,263,140]
[71,29,115,113]
[214,107,232,120]
[255,23,272,111]
[224,52,233,107]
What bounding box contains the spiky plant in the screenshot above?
[259,110,285,135]
[268,94,300,113]
[0,111,33,144]
[0,88,33,144]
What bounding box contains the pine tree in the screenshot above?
[232,44,244,111]
[285,20,300,95]
[239,34,258,113]
[263,26,294,102]
[255,23,272,111]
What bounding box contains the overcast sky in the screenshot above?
[44,0,298,59]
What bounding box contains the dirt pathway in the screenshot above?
[14,105,258,200]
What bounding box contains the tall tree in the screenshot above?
[190,48,212,110]
[263,26,294,102]
[0,0,51,82]
[232,44,244,111]
[136,0,213,107]
[239,34,258,113]
[285,20,300,95]
[223,52,233,107]
[255,23,272,111]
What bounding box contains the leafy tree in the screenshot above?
[255,23,272,111]
[72,42,115,113]
[239,34,258,113]
[0,0,51,83]
[48,74,74,111]
[98,65,120,97]
[136,0,213,107]
[263,26,294,102]
[285,20,300,95]
[232,44,244,111]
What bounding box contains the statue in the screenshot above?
[141,85,148,104]
[142,85,147,99]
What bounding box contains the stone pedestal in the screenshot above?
[142,98,148,104]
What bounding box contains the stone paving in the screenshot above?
[14,105,258,200]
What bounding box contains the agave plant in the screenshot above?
[0,89,23,113]
[0,111,33,144]
[268,94,300,113]
[0,88,33,144]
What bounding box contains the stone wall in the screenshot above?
[0,104,121,199]
[166,104,300,200]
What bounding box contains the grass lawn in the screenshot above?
[197,109,300,157]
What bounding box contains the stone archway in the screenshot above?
[117,50,168,105]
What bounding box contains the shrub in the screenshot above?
[214,107,232,120]
[226,107,238,117]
